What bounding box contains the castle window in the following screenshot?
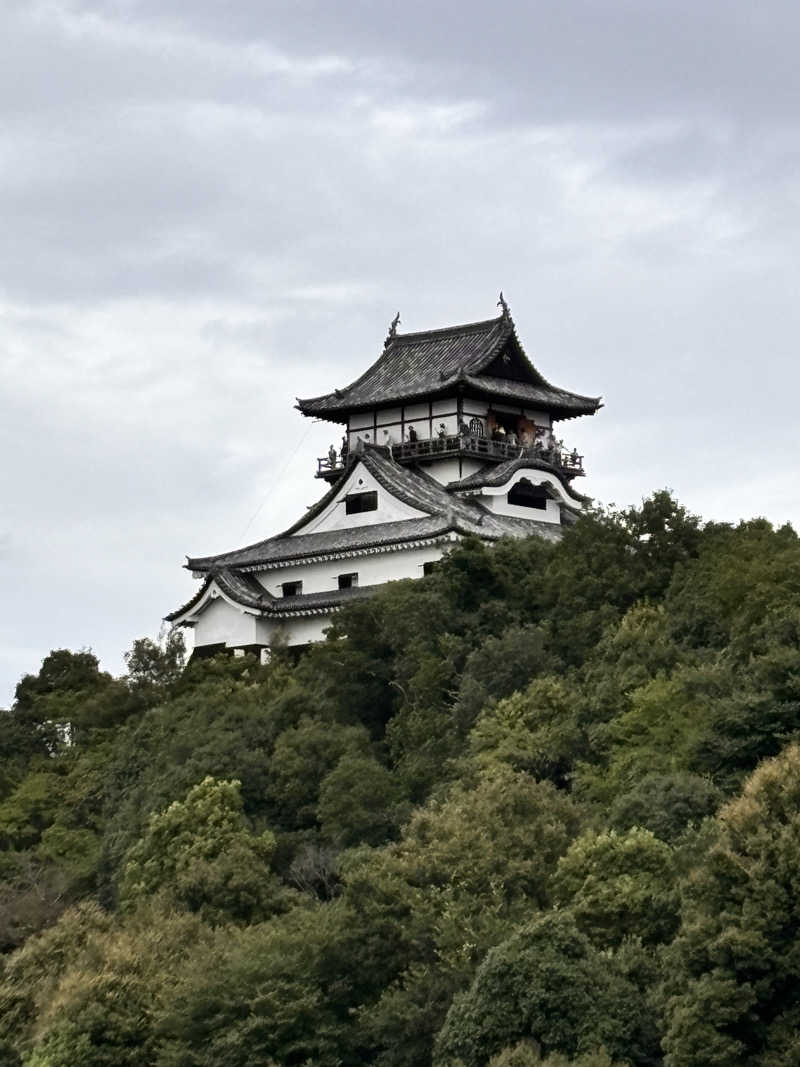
[423,561,438,575]
[508,479,548,510]
[338,572,358,589]
[281,581,303,597]
[346,490,378,514]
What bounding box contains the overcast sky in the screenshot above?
[3,0,799,703]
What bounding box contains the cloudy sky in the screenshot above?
[3,0,799,702]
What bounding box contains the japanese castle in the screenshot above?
[167,298,601,657]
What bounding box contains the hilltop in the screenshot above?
[2,491,800,1066]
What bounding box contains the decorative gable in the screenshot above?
[295,458,428,536]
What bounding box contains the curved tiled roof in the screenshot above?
[165,569,377,622]
[448,456,592,504]
[297,312,601,422]
[187,446,487,571]
[177,444,566,580]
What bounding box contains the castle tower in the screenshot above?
[166,299,601,657]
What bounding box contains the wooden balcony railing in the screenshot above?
[316,435,585,479]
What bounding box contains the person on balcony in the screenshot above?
[328,444,337,468]
[341,436,349,463]
[437,423,448,450]
[407,425,418,444]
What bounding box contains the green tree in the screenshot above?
[266,717,373,832]
[348,769,584,1065]
[489,1045,623,1066]
[452,624,556,734]
[155,902,348,1067]
[608,771,721,842]
[434,912,657,1066]
[553,828,679,947]
[100,657,311,874]
[123,627,185,699]
[0,902,211,1067]
[119,777,285,923]
[467,676,584,787]
[662,743,800,1065]
[317,753,407,847]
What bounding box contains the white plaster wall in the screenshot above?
[404,402,429,420]
[477,467,585,524]
[349,411,373,431]
[376,406,402,425]
[346,402,462,451]
[298,463,426,535]
[192,595,258,648]
[255,615,331,647]
[426,457,463,485]
[463,398,489,417]
[483,493,562,524]
[255,543,446,597]
[459,458,485,480]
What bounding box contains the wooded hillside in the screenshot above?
[3,491,800,1066]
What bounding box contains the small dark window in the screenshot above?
[281,581,303,597]
[338,572,358,589]
[346,490,378,514]
[423,561,438,576]
[508,480,548,510]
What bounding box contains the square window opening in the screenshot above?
[345,490,378,514]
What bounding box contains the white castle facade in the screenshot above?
[167,299,601,657]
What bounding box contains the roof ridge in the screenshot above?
[391,314,503,343]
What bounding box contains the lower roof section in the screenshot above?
[183,445,566,574]
[166,570,378,624]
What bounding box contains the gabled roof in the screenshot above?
[165,569,376,623]
[296,310,601,423]
[448,455,592,504]
[182,446,562,575]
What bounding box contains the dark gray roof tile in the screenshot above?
[297,312,600,421]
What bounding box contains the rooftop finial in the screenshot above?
[385,311,401,347]
[498,291,511,319]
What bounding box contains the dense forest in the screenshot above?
[2,491,800,1066]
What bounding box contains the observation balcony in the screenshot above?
[316,434,585,483]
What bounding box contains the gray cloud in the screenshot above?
[3,0,800,702]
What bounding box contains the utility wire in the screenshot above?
[239,423,314,541]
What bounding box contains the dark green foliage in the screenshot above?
[118,777,288,923]
[661,744,800,1066]
[434,912,658,1066]
[552,828,679,947]
[608,772,722,842]
[317,753,407,847]
[3,496,800,1067]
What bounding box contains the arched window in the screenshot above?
[508,478,549,510]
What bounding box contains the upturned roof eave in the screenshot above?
[297,377,602,422]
